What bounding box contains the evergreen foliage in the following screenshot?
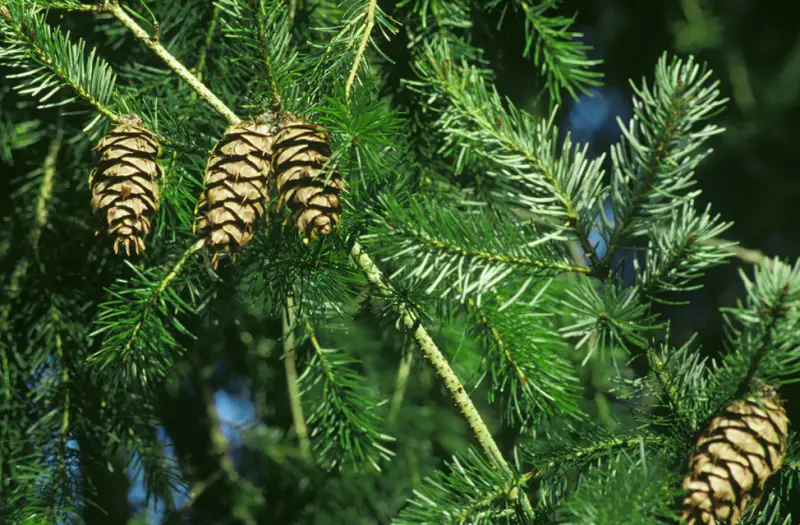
[1,1,798,524]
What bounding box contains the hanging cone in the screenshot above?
[194,116,274,268]
[272,113,344,240]
[681,389,789,525]
[90,113,162,256]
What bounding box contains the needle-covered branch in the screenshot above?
[487,0,603,104]
[407,40,605,266]
[0,1,119,122]
[603,53,727,262]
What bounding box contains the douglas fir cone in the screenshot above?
[273,113,344,240]
[89,113,162,256]
[195,116,274,268]
[681,389,789,524]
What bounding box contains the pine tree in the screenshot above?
[1,1,799,524]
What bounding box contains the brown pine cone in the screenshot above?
[681,389,789,525]
[272,113,345,240]
[90,114,162,256]
[195,117,274,268]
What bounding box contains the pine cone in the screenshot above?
[90,114,162,256]
[681,390,789,525]
[195,117,274,268]
[273,113,344,240]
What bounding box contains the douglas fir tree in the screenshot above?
[1,0,798,524]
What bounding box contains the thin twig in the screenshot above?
[120,239,205,353]
[253,0,282,110]
[387,348,414,428]
[345,0,376,101]
[702,237,766,265]
[194,4,221,83]
[282,295,311,460]
[41,2,106,12]
[201,379,259,525]
[104,0,240,124]
[49,307,70,522]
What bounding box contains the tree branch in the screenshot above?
[0,6,120,122]
[194,4,220,83]
[282,295,311,460]
[119,240,205,354]
[387,347,413,429]
[702,237,766,266]
[103,0,240,124]
[734,279,791,398]
[253,0,282,110]
[345,0,376,101]
[349,241,508,469]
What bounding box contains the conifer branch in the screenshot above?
[369,196,590,302]
[102,0,241,124]
[119,240,204,355]
[0,125,62,333]
[254,0,282,110]
[387,348,413,428]
[0,125,63,497]
[467,289,583,426]
[636,202,733,301]
[194,4,220,83]
[397,447,532,523]
[522,433,670,483]
[429,238,588,273]
[604,54,726,262]
[345,0,376,101]
[408,43,604,266]
[282,295,311,460]
[89,240,204,384]
[714,259,800,402]
[31,126,62,259]
[0,3,120,121]
[734,273,791,398]
[488,0,603,103]
[201,378,261,525]
[51,307,71,521]
[0,132,64,455]
[298,317,393,469]
[349,241,509,470]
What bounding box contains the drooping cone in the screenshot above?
[681,389,789,525]
[90,114,162,256]
[194,117,273,268]
[272,113,344,240]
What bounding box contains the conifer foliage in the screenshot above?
[1,0,799,524]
